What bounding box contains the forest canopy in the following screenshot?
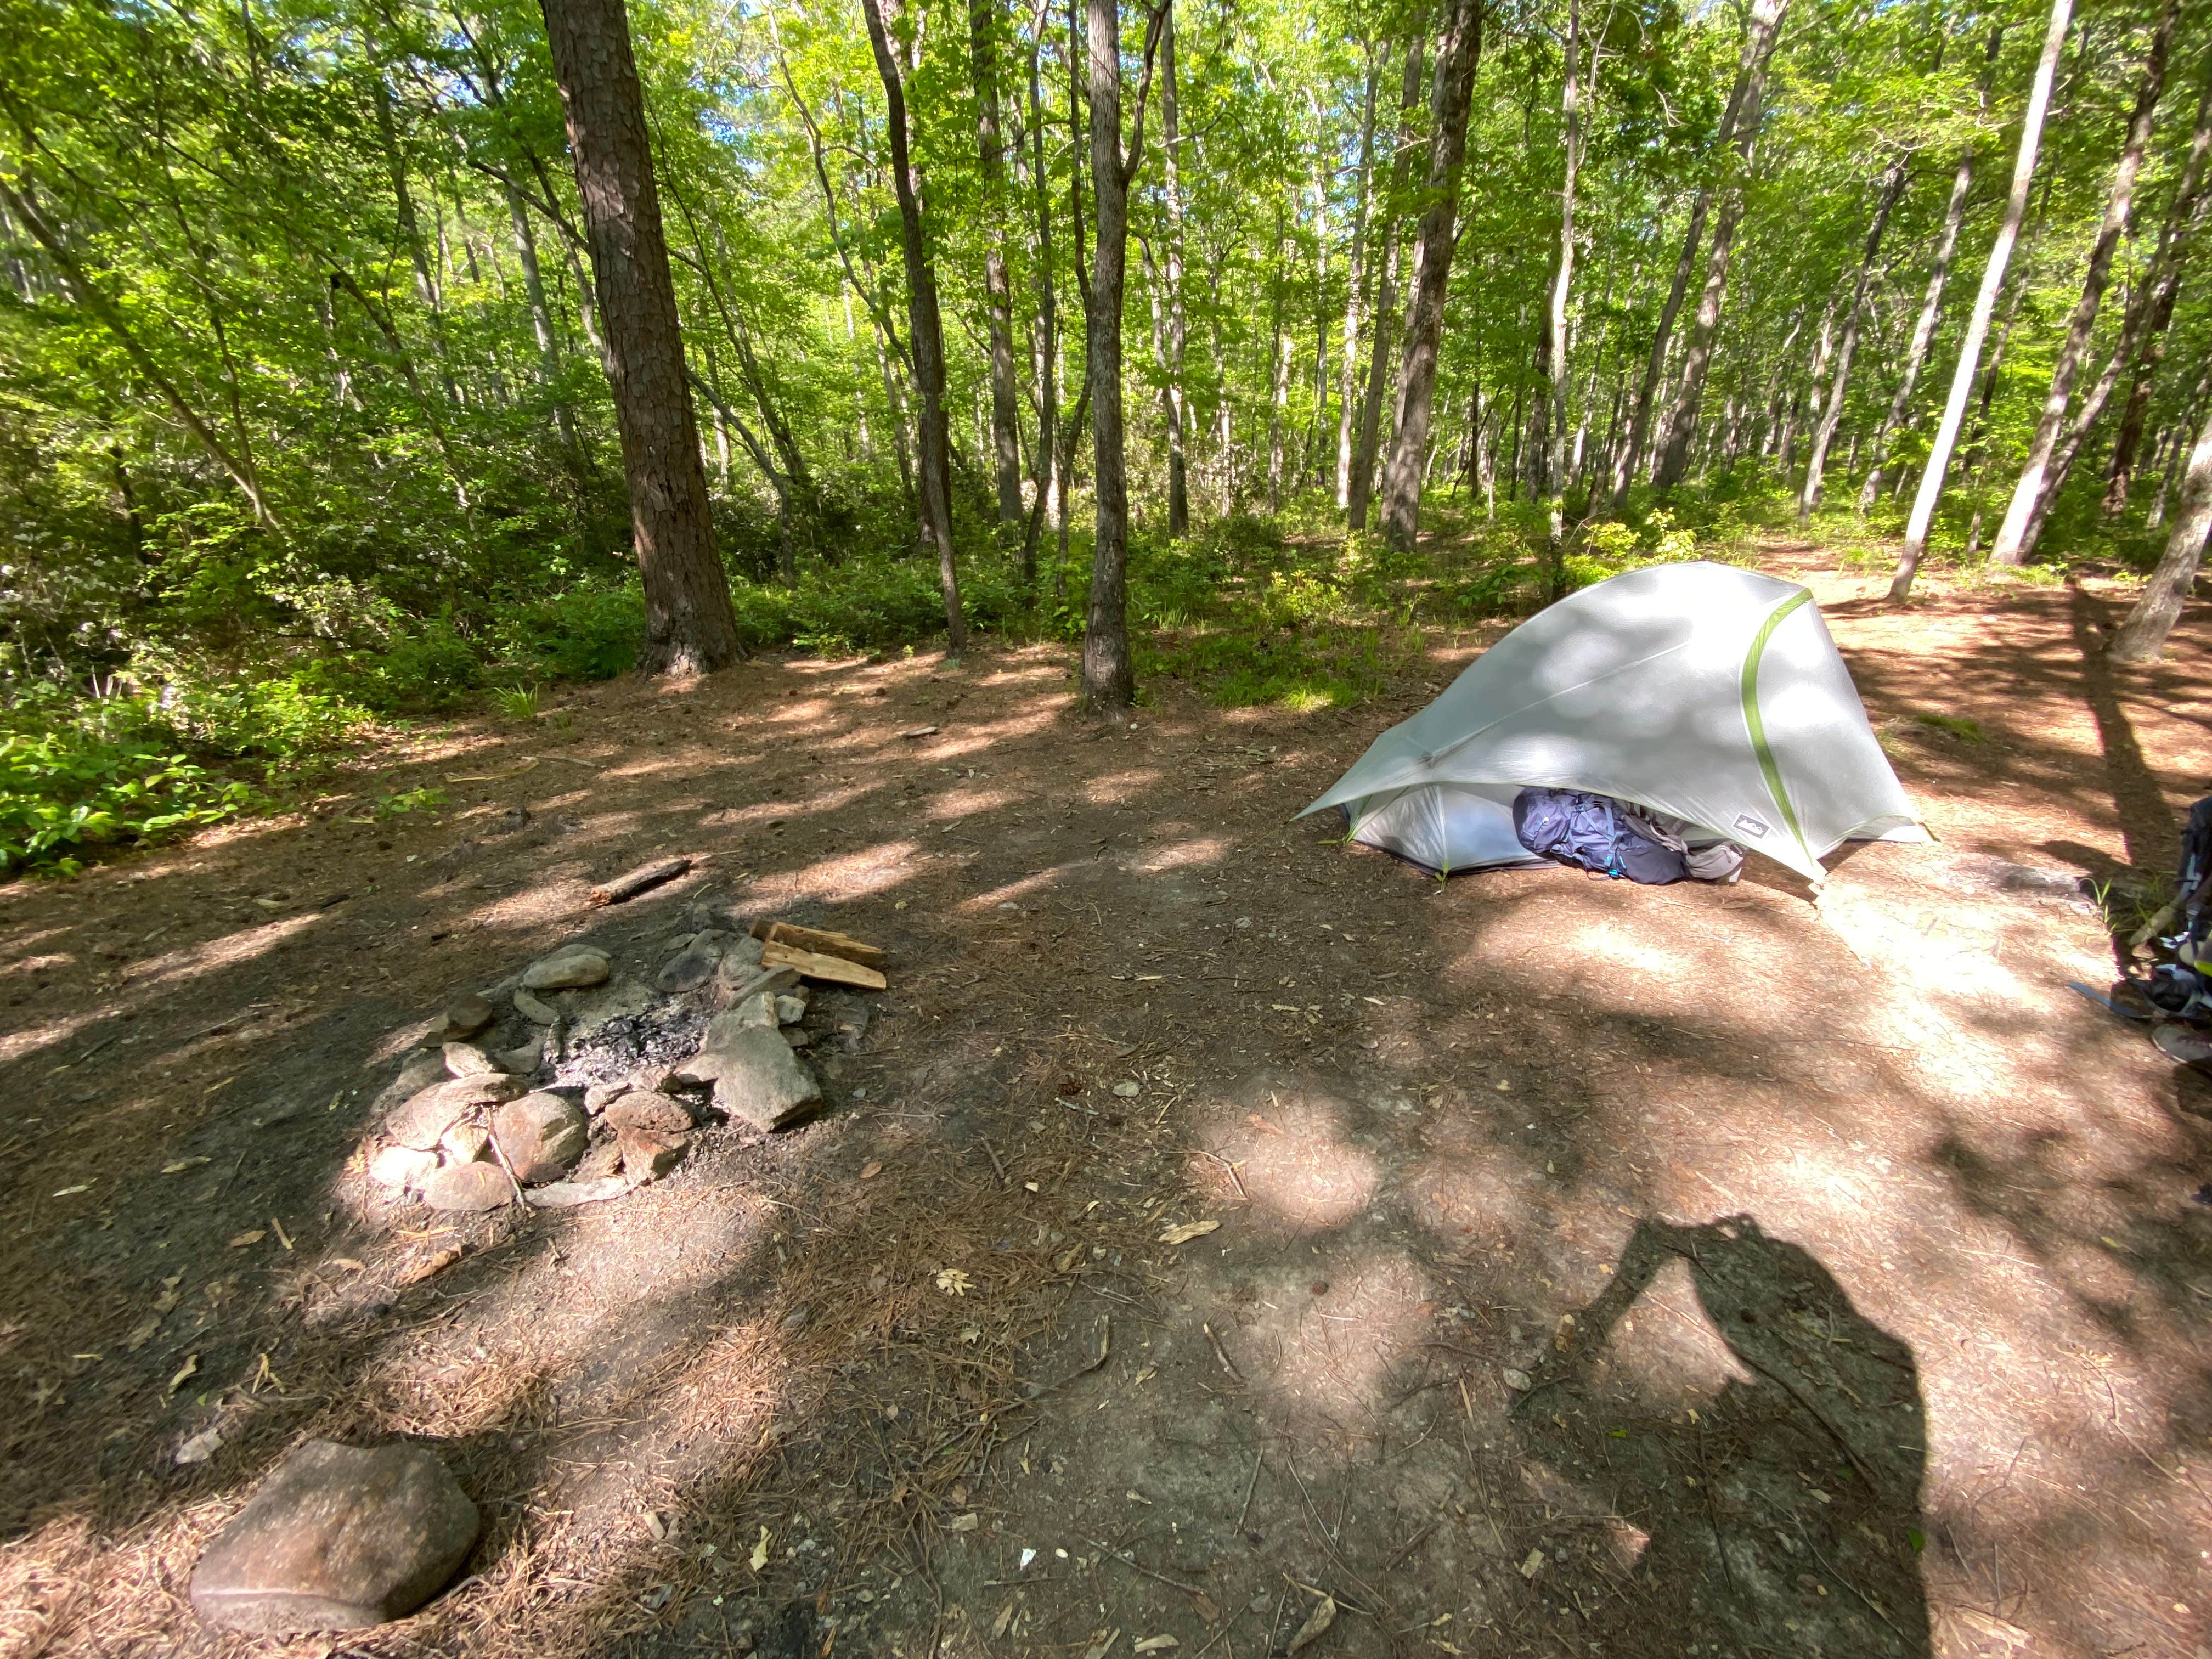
[2,0,2208,871]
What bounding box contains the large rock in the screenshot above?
[385,1075,527,1152]
[511,986,561,1025]
[417,1160,514,1212]
[366,1145,438,1193]
[521,944,611,991]
[618,1126,688,1182]
[441,1043,504,1079]
[433,994,495,1043]
[656,929,731,994]
[371,1052,450,1121]
[189,1440,479,1634]
[674,1016,821,1131]
[603,1091,694,1133]
[491,1093,589,1184]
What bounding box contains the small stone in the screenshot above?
[584,1081,633,1113]
[1502,1367,1533,1392]
[385,1076,527,1152]
[657,929,732,994]
[605,1091,694,1134]
[435,994,495,1043]
[782,1026,814,1049]
[728,990,781,1029]
[492,1093,590,1184]
[441,1043,504,1079]
[674,1017,822,1132]
[574,1138,624,1181]
[367,1146,438,1193]
[1113,1081,1141,1098]
[496,1033,546,1076]
[619,1126,689,1182]
[418,1161,514,1212]
[775,994,809,1025]
[718,962,800,1006]
[511,986,561,1025]
[522,944,612,991]
[439,1121,491,1163]
[718,934,766,977]
[189,1440,479,1633]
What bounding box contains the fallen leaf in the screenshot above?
[1188,1591,1220,1624]
[946,1513,981,1532]
[328,1257,366,1273]
[936,1268,974,1296]
[749,1527,771,1572]
[1135,1638,1180,1654]
[176,1427,223,1466]
[161,1159,211,1175]
[167,1354,199,1394]
[123,1316,162,1352]
[861,1160,884,1180]
[1113,1080,1142,1097]
[400,1245,463,1285]
[1158,1220,1220,1246]
[227,1230,265,1249]
[1018,1547,1037,1570]
[1287,1596,1336,1654]
[1518,1548,1546,1581]
[1082,1630,1121,1659]
[993,1605,1016,1639]
[152,1273,183,1313]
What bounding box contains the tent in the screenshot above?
[1299,561,1926,883]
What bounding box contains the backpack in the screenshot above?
[1513,787,1688,884]
[2141,795,2212,1017]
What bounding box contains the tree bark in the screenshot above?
[971,0,1025,540]
[861,0,967,650]
[1988,0,2176,565]
[1160,4,1188,535]
[540,0,738,672]
[1891,0,2071,601]
[2109,400,2212,662]
[1335,50,1380,510]
[2103,54,2212,516]
[1267,200,1290,509]
[1378,0,1484,552]
[1081,0,1166,713]
[1348,33,1425,532]
[1609,194,1707,513]
[1650,0,1787,491]
[1024,13,1060,584]
[1799,158,1905,519]
[1538,0,1583,554]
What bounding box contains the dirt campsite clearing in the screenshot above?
[3,545,2210,1659]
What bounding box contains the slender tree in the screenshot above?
[539,0,740,672]
[2109,403,2212,663]
[971,0,1025,540]
[1799,158,1905,520]
[1890,0,2071,602]
[1349,32,1425,532]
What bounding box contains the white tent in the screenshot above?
[1300,562,1926,883]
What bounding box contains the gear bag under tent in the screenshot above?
[1299,562,1928,883]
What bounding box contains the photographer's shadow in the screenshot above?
[1509,1215,1931,1655]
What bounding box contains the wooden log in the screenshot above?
[749,919,888,968]
[588,855,693,907]
[759,940,888,989]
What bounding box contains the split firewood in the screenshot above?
[759,940,888,989]
[751,919,888,968]
[588,856,693,907]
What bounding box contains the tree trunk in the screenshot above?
[861,0,968,650]
[1989,0,2176,565]
[1800,159,1905,519]
[1539,0,1583,557]
[1267,200,1290,509]
[1081,0,1163,714]
[1609,194,1708,512]
[1349,34,1424,532]
[1651,0,1787,492]
[1025,21,1060,584]
[541,0,738,671]
[2109,400,2212,662]
[2103,54,2212,517]
[1336,52,1380,510]
[1891,0,2072,601]
[1379,0,1484,551]
[1160,5,1188,535]
[971,0,1025,540]
[506,182,586,473]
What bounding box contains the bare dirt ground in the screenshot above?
[4,544,2212,1659]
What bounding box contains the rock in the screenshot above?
[605,1091,693,1133]
[497,1032,546,1075]
[523,1177,629,1209]
[434,994,495,1043]
[584,1081,633,1113]
[439,1120,491,1164]
[385,1076,527,1152]
[417,1161,514,1212]
[371,1052,450,1121]
[657,929,731,994]
[512,987,561,1025]
[567,976,661,1041]
[521,944,611,991]
[782,1026,814,1049]
[775,994,809,1024]
[719,933,766,974]
[442,1043,504,1079]
[491,1093,589,1184]
[727,990,781,1030]
[189,1440,479,1634]
[716,955,793,1003]
[574,1138,624,1182]
[674,1018,822,1132]
[618,1126,689,1182]
[367,1145,438,1193]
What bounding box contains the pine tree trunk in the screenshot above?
[1988,0,2175,565]
[1800,159,1904,519]
[1891,0,2072,601]
[539,0,740,672]
[1379,0,1484,551]
[2109,400,2212,662]
[971,0,1025,540]
[861,0,967,650]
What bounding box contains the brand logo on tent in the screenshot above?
[1732,814,1771,839]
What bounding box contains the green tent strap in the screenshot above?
[1741,588,1815,867]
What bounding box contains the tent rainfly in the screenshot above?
[1299,562,1926,883]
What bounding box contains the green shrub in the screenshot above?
[363,623,484,710]
[0,722,256,875]
[496,583,645,681]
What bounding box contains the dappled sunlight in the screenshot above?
[1220,1245,1440,1437]
[1193,1078,1382,1231]
[1084,769,1165,806]
[1129,835,1233,873]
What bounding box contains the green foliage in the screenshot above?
[493,683,544,722]
[374,786,447,819]
[358,625,486,714]
[495,585,646,682]
[1911,712,1986,743]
